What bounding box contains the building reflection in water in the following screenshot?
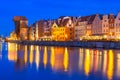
[63,47,69,72]
[84,49,91,76]
[116,52,120,78]
[93,49,99,73]
[8,43,18,62]
[29,45,34,66]
[50,47,55,69]
[107,50,114,80]
[24,45,28,64]
[0,43,2,59]
[7,43,120,80]
[90,49,94,72]
[51,47,64,71]
[35,46,40,70]
[43,46,48,68]
[79,48,84,71]
[102,50,108,75]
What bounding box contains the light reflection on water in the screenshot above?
[1,42,120,80]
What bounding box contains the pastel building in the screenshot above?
[102,15,109,35]
[75,14,102,40]
[115,12,120,36]
[108,14,115,36]
[75,16,88,40]
[91,14,102,35]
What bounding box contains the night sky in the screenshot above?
[0,0,120,37]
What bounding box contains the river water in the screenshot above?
[0,42,120,80]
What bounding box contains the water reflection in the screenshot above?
[63,47,69,72]
[43,46,48,68]
[7,43,120,80]
[50,47,55,69]
[84,49,91,76]
[0,43,2,59]
[24,45,28,64]
[107,50,114,80]
[29,45,34,65]
[35,46,40,70]
[8,43,17,61]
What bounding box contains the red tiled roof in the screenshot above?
[13,16,27,21]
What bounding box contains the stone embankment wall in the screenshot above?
[7,40,120,49]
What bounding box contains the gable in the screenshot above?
[92,15,101,24]
[115,12,120,22]
[52,22,58,28]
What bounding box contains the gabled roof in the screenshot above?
[87,15,96,24]
[60,18,69,26]
[77,14,97,25]
[108,14,115,19]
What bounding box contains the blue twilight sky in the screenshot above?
[0,0,120,37]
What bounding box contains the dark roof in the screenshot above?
[87,15,96,24]
[60,18,69,26]
[108,14,115,19]
[13,16,27,21]
[77,14,97,25]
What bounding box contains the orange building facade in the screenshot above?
[51,22,74,41]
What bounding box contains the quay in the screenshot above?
[7,40,120,49]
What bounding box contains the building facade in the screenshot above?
[102,15,109,35]
[109,14,115,36]
[75,17,87,40]
[74,14,101,40]
[13,16,28,40]
[91,14,102,35]
[51,22,74,41]
[115,12,120,37]
[28,25,34,40]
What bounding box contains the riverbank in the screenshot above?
[6,40,120,49]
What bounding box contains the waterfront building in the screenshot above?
[102,15,109,35]
[75,14,102,40]
[108,14,115,36]
[28,25,34,41]
[91,14,102,35]
[44,20,52,36]
[51,21,74,41]
[9,31,17,40]
[115,12,120,37]
[75,16,88,40]
[58,16,74,27]
[13,16,28,40]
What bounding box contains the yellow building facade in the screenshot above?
[51,22,74,41]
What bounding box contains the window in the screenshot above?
[104,20,107,22]
[104,25,105,27]
[69,24,72,27]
